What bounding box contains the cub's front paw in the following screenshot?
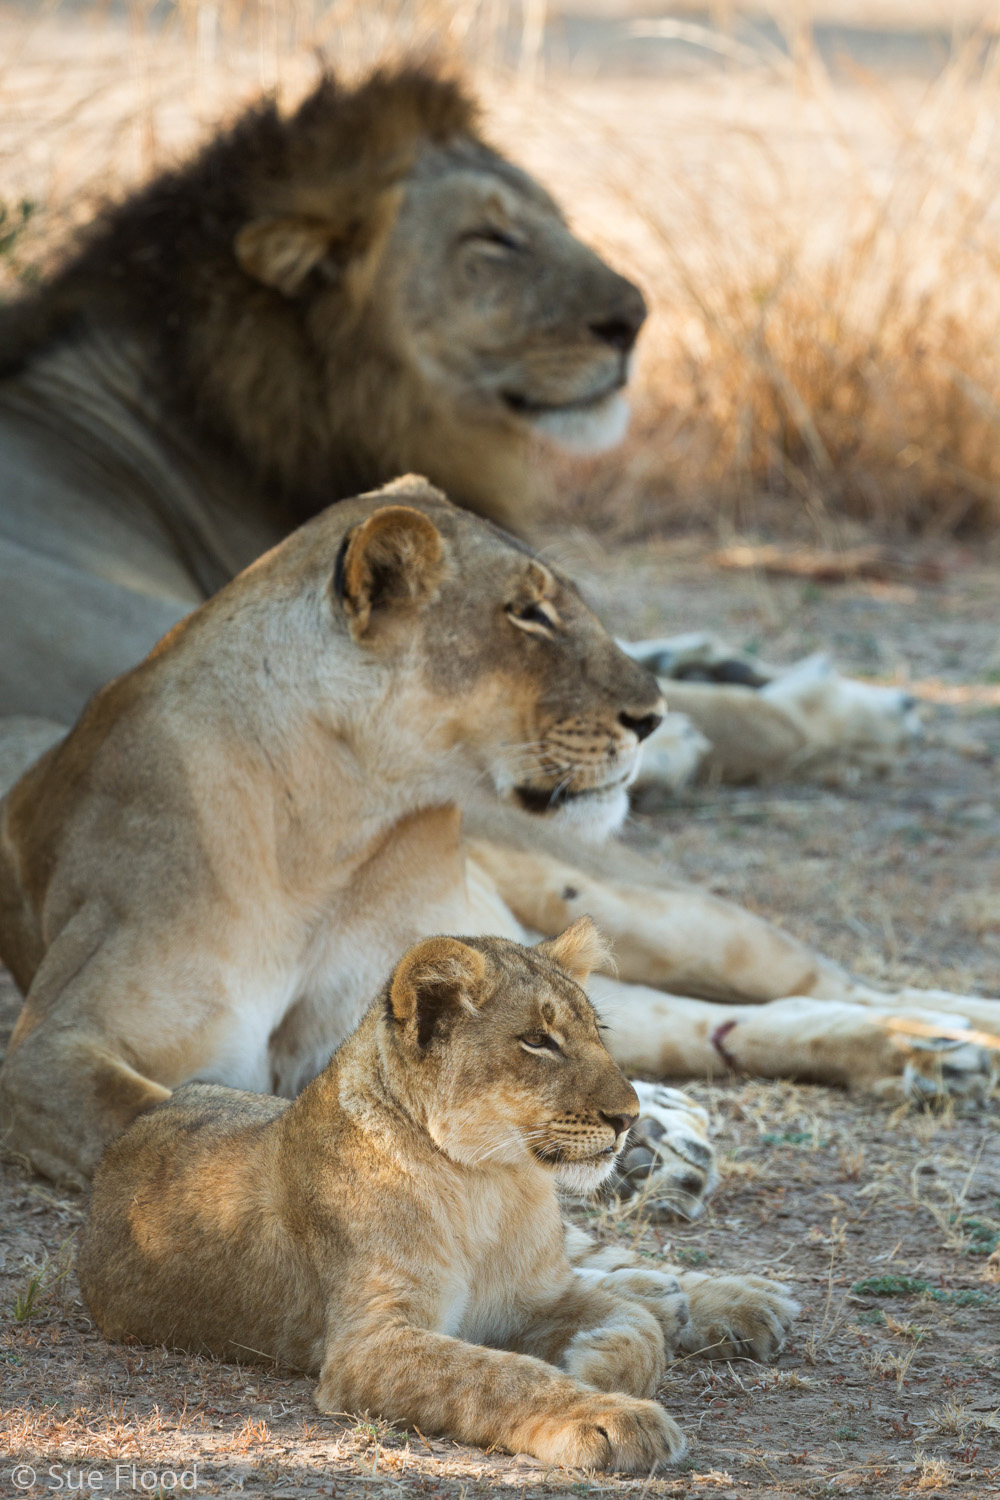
[563,1301,666,1397]
[526,1392,686,1472]
[615,1083,718,1221]
[591,1267,690,1352]
[677,1273,799,1361]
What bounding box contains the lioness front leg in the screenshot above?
[318,1315,685,1471]
[466,840,852,1003]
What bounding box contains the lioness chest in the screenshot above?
[259,848,525,1098]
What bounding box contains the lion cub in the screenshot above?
[79,919,689,1471]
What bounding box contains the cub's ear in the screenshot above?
[234,215,340,296]
[390,938,487,1050]
[333,505,446,639]
[537,916,611,984]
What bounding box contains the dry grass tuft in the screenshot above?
[548,24,1000,539]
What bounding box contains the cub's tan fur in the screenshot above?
[78,923,794,1471]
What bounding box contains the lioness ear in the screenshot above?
[333,505,445,639]
[538,916,611,984]
[235,214,339,296]
[390,938,487,1050]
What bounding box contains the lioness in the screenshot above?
[0,480,667,1185]
[78,921,796,1472]
[1,478,993,1204]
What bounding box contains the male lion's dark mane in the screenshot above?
[0,67,483,519]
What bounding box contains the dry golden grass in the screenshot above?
[4,2,1000,536]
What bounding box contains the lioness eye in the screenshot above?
[507,602,555,631]
[520,1032,561,1054]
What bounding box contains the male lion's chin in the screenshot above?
[528,390,632,456]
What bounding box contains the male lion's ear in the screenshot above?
[234,215,339,296]
[538,916,611,984]
[390,938,487,1050]
[333,505,446,639]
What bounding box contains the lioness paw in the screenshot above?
[676,1273,799,1361]
[899,1034,994,1106]
[615,1083,718,1220]
[525,1392,686,1471]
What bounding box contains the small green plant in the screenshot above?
[851,1274,933,1298]
[948,1288,992,1308]
[835,1426,860,1440]
[675,1247,709,1266]
[0,198,37,282]
[13,1269,46,1321]
[851,1275,994,1308]
[11,1240,74,1322]
[952,1216,1000,1257]
[761,1130,830,1148]
[858,1309,885,1325]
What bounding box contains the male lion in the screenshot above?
[1,480,993,1205]
[78,920,796,1471]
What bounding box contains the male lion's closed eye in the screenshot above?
[464,227,525,253]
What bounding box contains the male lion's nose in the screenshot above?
[619,709,662,743]
[601,1110,638,1138]
[589,285,647,354]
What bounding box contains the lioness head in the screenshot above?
[281,475,664,841]
[385,917,638,1193]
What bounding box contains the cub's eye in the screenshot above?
[506,601,557,633]
[519,1032,561,1055]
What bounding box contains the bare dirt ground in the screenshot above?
[2,540,998,1500]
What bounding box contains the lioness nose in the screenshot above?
[601,1110,638,1138]
[619,709,662,743]
[589,286,647,353]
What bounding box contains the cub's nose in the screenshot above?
[589,284,648,354]
[619,709,663,743]
[601,1110,638,1139]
